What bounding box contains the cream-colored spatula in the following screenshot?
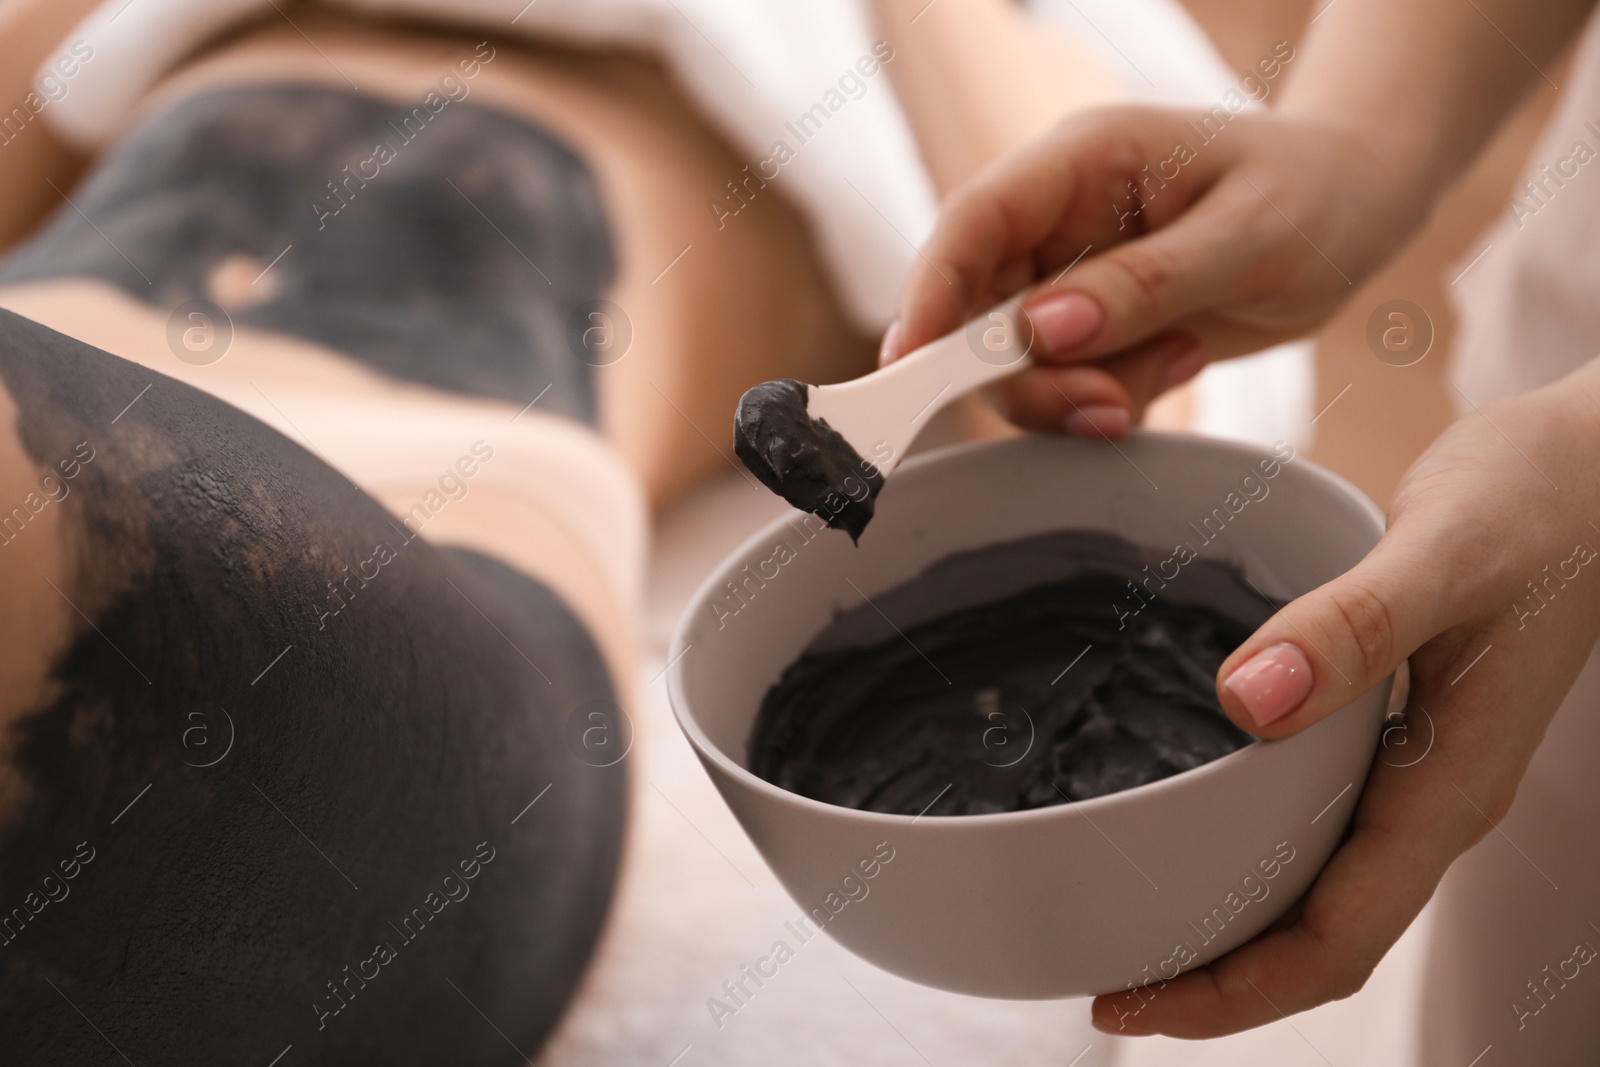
[733,295,1032,541]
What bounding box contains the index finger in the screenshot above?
[891,106,1238,358]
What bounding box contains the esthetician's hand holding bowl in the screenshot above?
[882,102,1600,1035]
[1108,379,1600,1037]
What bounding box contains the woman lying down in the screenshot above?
[0,0,1253,1062]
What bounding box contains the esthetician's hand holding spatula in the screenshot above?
[879,108,1411,438]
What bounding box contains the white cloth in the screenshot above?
[1031,0,1258,106]
[1450,12,1600,404]
[1425,11,1600,1065]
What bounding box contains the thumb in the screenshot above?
[1215,541,1444,739]
[1020,178,1263,363]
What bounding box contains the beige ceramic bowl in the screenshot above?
[668,432,1389,998]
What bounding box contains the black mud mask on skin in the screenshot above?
[0,84,616,423]
[733,378,884,542]
[748,530,1276,817]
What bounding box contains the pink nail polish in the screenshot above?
[1062,404,1130,439]
[1027,292,1104,354]
[1223,643,1314,727]
[878,320,903,367]
[1159,344,1209,391]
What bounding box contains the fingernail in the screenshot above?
[878,320,903,368]
[1223,643,1314,727]
[1027,292,1104,354]
[1063,404,1129,439]
[1159,343,1209,391]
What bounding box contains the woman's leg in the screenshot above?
[0,309,625,1064]
[0,0,102,249]
[871,0,1121,195]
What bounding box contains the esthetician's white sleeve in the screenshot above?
[1417,9,1600,1063]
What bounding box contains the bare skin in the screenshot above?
[871,0,1120,195]
[0,0,101,248]
[0,383,76,829]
